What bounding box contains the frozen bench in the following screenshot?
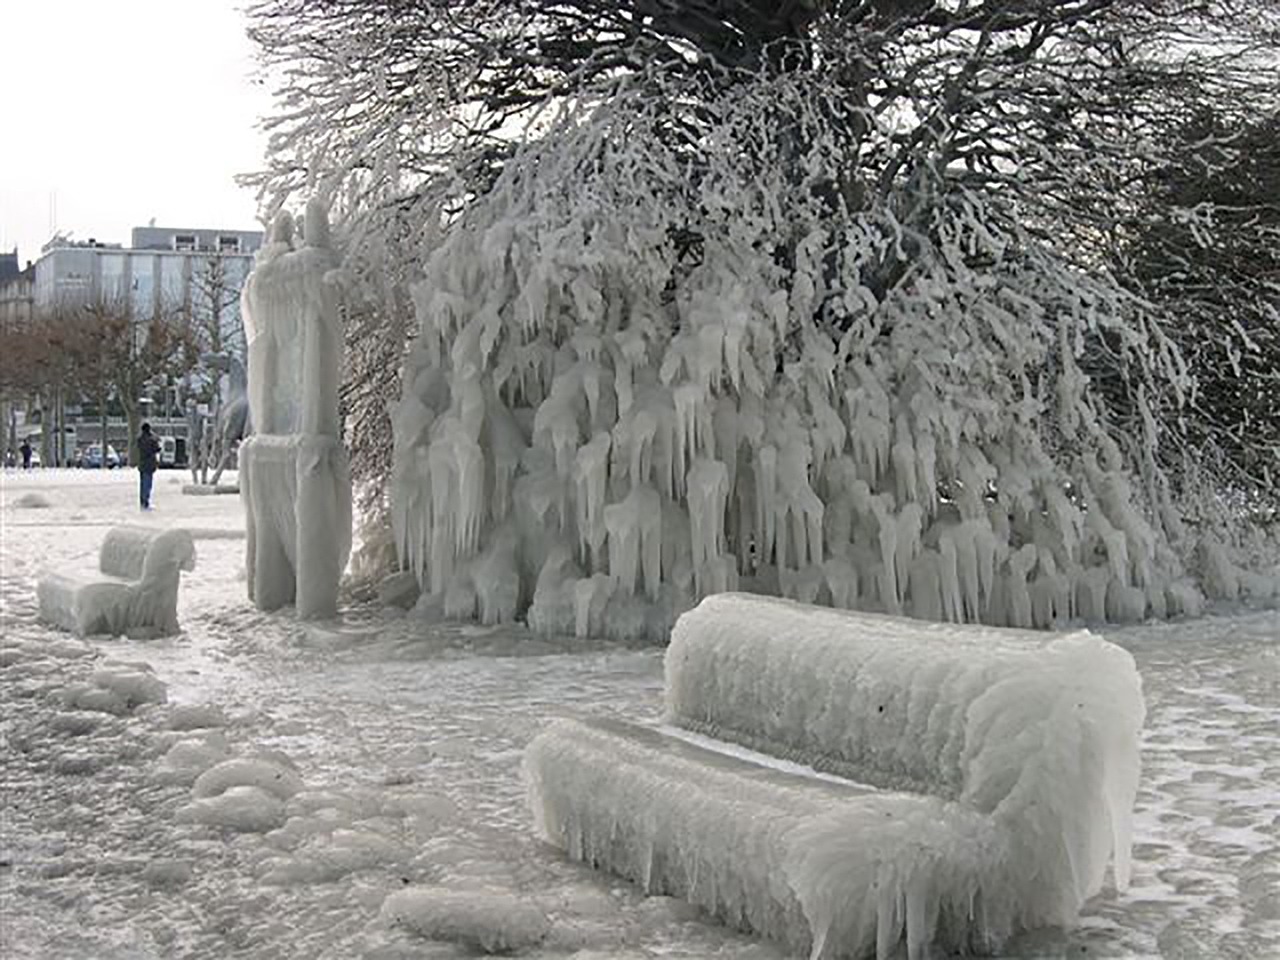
[38,526,197,638]
[525,593,1145,959]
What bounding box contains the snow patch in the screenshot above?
[381,887,550,953]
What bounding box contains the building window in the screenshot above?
[174,234,197,252]
[217,236,241,253]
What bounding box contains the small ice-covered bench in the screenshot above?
[525,593,1145,959]
[38,526,197,638]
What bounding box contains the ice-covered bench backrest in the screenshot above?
[100,526,197,582]
[664,593,1145,919]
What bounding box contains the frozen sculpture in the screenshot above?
[239,200,352,619]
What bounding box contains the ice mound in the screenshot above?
[259,828,408,885]
[166,704,228,731]
[527,593,1146,958]
[177,785,287,833]
[142,859,194,888]
[59,666,167,716]
[13,491,51,509]
[193,757,304,801]
[151,735,232,786]
[90,666,168,708]
[381,887,550,953]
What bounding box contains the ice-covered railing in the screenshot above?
[37,526,197,638]
[525,593,1146,959]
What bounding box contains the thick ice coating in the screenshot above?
[239,200,352,619]
[666,595,1146,909]
[526,593,1146,958]
[37,526,196,637]
[528,717,1011,959]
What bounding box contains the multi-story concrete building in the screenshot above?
[33,224,263,357]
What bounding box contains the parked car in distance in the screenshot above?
[82,444,120,469]
[158,436,176,468]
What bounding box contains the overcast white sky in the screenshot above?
[0,1,273,266]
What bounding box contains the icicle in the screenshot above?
[605,485,661,598]
[687,458,730,599]
[756,445,779,568]
[574,433,612,570]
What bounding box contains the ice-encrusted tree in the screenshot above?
[247,0,1279,633]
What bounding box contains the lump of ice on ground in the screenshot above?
[381,887,550,954]
[142,859,194,888]
[151,734,232,786]
[59,670,167,721]
[259,828,409,885]
[166,703,228,731]
[49,711,105,736]
[176,785,287,833]
[90,666,167,708]
[44,639,95,660]
[13,492,51,509]
[192,757,304,801]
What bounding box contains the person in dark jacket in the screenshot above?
[137,423,161,509]
[20,437,32,469]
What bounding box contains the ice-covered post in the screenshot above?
[239,199,352,619]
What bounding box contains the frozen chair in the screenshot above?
[38,526,197,638]
[525,592,1146,960]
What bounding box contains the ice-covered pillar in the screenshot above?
[239,199,352,619]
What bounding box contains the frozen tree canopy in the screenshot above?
[388,75,1266,639]
[240,200,352,619]
[526,593,1146,958]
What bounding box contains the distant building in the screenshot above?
[0,250,35,333]
[33,225,264,358]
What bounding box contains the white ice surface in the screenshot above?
[1,470,1277,959]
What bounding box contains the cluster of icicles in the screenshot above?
[388,246,1210,643]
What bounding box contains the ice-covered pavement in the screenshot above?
[2,469,1277,959]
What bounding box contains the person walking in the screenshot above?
[136,423,161,510]
[20,437,32,470]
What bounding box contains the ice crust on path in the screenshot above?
[528,593,1146,959]
[2,472,1277,960]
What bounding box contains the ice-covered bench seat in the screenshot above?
[37,525,196,638]
[525,593,1146,959]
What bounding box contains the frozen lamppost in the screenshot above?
[237,200,352,619]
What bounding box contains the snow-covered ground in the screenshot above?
[2,469,1276,959]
